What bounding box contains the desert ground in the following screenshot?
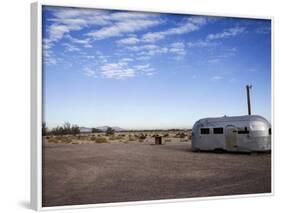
[42,132,271,207]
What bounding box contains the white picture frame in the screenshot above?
[31,1,274,211]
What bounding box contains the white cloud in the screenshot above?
[51,8,106,19]
[134,64,150,70]
[117,36,140,45]
[48,24,71,42]
[62,43,80,52]
[43,39,53,50]
[127,42,186,59]
[45,8,110,47]
[120,58,134,62]
[142,33,165,43]
[66,35,92,48]
[87,19,162,40]
[51,8,111,26]
[43,50,57,65]
[134,64,155,76]
[83,67,96,77]
[100,62,136,79]
[85,55,95,59]
[48,18,88,28]
[98,59,155,79]
[169,42,186,56]
[186,40,218,48]
[127,44,158,52]
[110,12,159,21]
[188,16,208,25]
[207,26,245,41]
[141,16,208,43]
[43,49,63,65]
[211,75,223,80]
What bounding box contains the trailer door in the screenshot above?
[225,126,237,151]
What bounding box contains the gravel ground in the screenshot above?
[42,141,271,207]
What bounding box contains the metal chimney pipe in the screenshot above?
[246,85,252,115]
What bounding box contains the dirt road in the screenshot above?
[42,142,271,207]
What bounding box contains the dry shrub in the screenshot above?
[60,137,72,144]
[90,135,96,141]
[109,135,116,140]
[47,138,58,143]
[138,134,146,140]
[71,141,80,144]
[138,139,145,143]
[115,135,124,140]
[55,136,63,141]
[164,139,172,142]
[163,133,169,137]
[109,134,125,141]
[68,136,77,141]
[175,132,186,138]
[95,137,108,143]
[77,135,88,140]
[180,139,189,142]
[128,134,135,141]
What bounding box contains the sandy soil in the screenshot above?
[42,141,271,207]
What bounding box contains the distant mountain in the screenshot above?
[96,126,126,132]
[79,126,126,133]
[79,127,92,133]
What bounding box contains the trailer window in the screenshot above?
[269,128,271,135]
[200,128,210,134]
[213,127,223,134]
[238,127,249,134]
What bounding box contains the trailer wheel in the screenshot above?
[192,148,200,152]
[214,148,225,153]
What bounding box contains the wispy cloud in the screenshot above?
[186,40,218,48]
[87,19,163,40]
[43,49,57,65]
[126,42,186,60]
[45,8,161,48]
[169,42,186,56]
[211,75,223,80]
[90,58,155,79]
[141,16,208,43]
[120,57,134,62]
[134,64,155,75]
[62,43,81,52]
[82,67,96,77]
[255,26,271,34]
[117,36,140,45]
[100,61,136,79]
[206,26,245,41]
[66,35,92,48]
[43,7,254,82]
[44,9,101,48]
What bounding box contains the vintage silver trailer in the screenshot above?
[191,115,271,152]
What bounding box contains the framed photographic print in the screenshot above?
[31,1,273,210]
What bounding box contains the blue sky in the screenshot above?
[42,6,271,129]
